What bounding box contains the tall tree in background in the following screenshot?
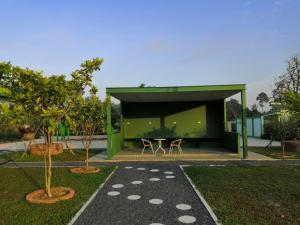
[226,99,241,121]
[256,92,269,113]
[273,55,300,101]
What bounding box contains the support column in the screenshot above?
[241,89,248,159]
[224,99,228,132]
[106,94,112,159]
[120,101,125,148]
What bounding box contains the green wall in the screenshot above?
[122,101,224,139]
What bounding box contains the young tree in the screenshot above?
[256,92,269,113]
[271,112,298,156]
[69,86,105,173]
[0,58,103,198]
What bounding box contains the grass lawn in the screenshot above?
[249,146,300,159]
[0,166,115,225]
[184,166,300,225]
[0,148,104,162]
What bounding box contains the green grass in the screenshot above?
[0,166,115,225]
[0,148,104,162]
[249,146,300,159]
[184,166,300,225]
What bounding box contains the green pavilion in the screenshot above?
[106,84,248,160]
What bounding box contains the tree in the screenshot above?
[0,58,103,198]
[283,91,300,121]
[269,112,298,156]
[69,86,105,173]
[273,55,300,101]
[256,92,269,113]
[226,99,241,121]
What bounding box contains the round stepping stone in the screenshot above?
[131,180,143,185]
[149,223,164,225]
[178,215,196,224]
[150,169,159,172]
[149,178,160,182]
[176,204,192,210]
[137,167,146,170]
[164,171,174,174]
[127,195,141,200]
[107,191,120,196]
[112,184,124,189]
[165,175,175,179]
[125,166,133,169]
[149,199,163,205]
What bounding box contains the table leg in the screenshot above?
[155,140,166,154]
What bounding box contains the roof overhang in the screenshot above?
[107,84,245,102]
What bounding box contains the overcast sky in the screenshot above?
[1,0,299,107]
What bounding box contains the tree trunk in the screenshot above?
[281,138,285,157]
[45,131,52,197]
[86,147,89,169]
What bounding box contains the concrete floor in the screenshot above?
[109,147,272,161]
[0,136,275,161]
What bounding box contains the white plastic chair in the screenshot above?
[141,138,154,154]
[169,139,183,154]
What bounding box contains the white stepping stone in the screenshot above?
[164,171,174,174]
[137,167,146,170]
[112,184,124,189]
[131,180,143,185]
[125,166,133,169]
[107,191,120,196]
[149,199,163,205]
[150,169,160,172]
[176,204,192,210]
[127,195,141,200]
[149,223,164,225]
[165,175,175,179]
[178,215,196,224]
[149,178,160,182]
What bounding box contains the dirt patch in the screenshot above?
[30,143,63,156]
[26,187,75,204]
[70,167,100,174]
[271,153,295,159]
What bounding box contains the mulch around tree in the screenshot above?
[26,187,75,204]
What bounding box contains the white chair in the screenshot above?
[169,139,183,154]
[141,138,154,154]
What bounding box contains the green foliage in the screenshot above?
[0,58,103,142]
[283,91,300,121]
[226,99,261,121]
[256,92,269,113]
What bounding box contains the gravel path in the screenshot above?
[73,164,216,225]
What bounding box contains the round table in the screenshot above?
[154,138,166,154]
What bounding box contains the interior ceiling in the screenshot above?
[111,90,241,102]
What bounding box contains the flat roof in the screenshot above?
[107,84,245,102]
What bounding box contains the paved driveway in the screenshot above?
[73,164,216,225]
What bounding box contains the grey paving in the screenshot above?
[2,160,300,168]
[73,164,216,225]
[0,135,107,152]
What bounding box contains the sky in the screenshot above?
[0,0,300,107]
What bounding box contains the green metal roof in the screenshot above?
[107,84,245,102]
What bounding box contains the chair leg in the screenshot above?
[179,146,183,154]
[169,146,173,155]
[151,145,154,154]
[142,146,145,155]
